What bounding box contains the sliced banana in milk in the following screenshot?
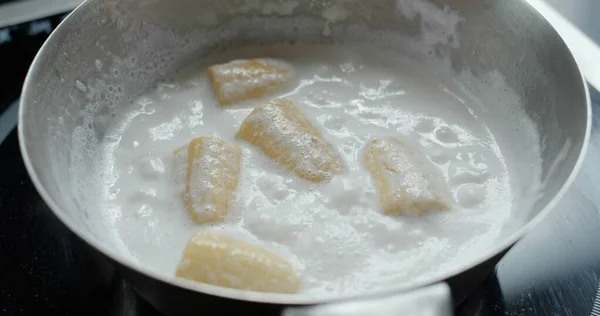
[208,58,295,106]
[176,231,301,294]
[236,98,345,182]
[173,136,242,224]
[364,137,452,215]
[173,145,189,194]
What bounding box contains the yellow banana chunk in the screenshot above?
[208,58,295,106]
[176,231,301,294]
[173,137,242,224]
[364,137,452,215]
[236,98,345,182]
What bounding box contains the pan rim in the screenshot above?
[17,0,593,305]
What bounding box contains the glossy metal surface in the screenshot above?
[16,0,590,313]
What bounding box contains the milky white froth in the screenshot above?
[96,44,536,296]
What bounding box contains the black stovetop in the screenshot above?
[2,11,600,316]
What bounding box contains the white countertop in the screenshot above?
[525,0,600,91]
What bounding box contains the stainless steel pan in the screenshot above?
[18,0,591,314]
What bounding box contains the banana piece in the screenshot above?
[364,137,452,215]
[176,231,301,294]
[208,58,295,106]
[173,145,189,194]
[236,98,345,182]
[173,137,242,224]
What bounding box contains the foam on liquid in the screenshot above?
[97,44,520,296]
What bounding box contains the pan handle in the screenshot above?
[282,283,453,316]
